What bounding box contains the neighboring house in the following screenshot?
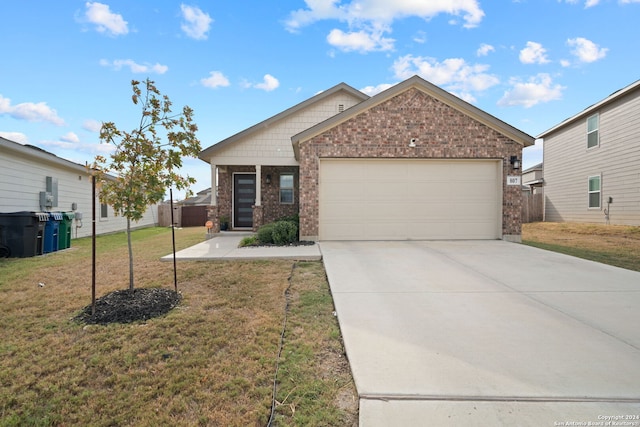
[538,79,640,225]
[0,136,158,239]
[180,188,212,206]
[522,162,544,195]
[199,75,535,242]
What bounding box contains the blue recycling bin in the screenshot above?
[0,211,48,258]
[44,212,63,254]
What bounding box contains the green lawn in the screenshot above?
[0,227,357,426]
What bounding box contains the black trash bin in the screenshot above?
[0,211,49,258]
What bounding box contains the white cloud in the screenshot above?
[327,27,394,52]
[560,0,599,6]
[287,0,484,30]
[40,139,115,156]
[0,95,65,126]
[100,59,168,74]
[83,2,128,36]
[413,30,427,44]
[519,41,550,64]
[392,54,499,101]
[476,43,495,57]
[285,0,484,52]
[567,37,608,63]
[254,74,280,91]
[0,131,29,144]
[201,71,230,89]
[60,132,80,143]
[360,83,396,96]
[180,4,213,40]
[83,119,102,132]
[498,73,565,108]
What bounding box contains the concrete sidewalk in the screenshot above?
[320,240,640,426]
[160,231,322,261]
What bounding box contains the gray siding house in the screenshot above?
[0,136,158,238]
[538,79,640,225]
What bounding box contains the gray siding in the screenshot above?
[0,141,158,238]
[544,89,640,225]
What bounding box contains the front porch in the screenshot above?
[206,164,300,233]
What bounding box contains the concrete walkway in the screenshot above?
[320,240,640,426]
[160,231,322,261]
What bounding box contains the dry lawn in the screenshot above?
[0,227,357,426]
[522,222,640,271]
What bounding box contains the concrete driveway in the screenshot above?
[320,240,640,426]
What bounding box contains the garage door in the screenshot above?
[319,159,501,240]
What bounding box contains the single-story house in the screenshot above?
[538,79,640,225]
[199,75,535,242]
[0,136,158,239]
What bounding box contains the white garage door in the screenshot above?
[319,159,502,240]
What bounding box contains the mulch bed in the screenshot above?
[243,240,316,247]
[74,288,182,325]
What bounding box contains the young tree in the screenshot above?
[93,78,201,290]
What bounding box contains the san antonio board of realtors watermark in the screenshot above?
[554,414,639,426]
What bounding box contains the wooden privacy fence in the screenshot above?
[522,193,543,223]
[158,204,209,227]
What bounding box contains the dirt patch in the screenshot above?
[74,288,182,325]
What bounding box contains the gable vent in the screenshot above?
[338,104,345,113]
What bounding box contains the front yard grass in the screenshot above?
[522,222,640,272]
[0,227,357,426]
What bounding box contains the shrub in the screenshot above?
[238,236,258,247]
[256,223,275,244]
[277,213,299,227]
[271,220,298,245]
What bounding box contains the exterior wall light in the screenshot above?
[510,156,521,170]
[266,174,272,184]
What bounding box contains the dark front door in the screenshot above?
[233,174,255,228]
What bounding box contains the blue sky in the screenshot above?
[1,1,639,198]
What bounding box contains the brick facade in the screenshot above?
[298,88,523,241]
[209,165,299,232]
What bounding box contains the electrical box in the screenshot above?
[75,212,83,221]
[39,191,53,210]
[46,176,58,207]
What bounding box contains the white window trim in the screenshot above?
[588,174,601,209]
[587,113,599,150]
[279,172,294,205]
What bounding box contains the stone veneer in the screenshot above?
[208,165,299,232]
[297,88,523,241]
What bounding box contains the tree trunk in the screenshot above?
[127,217,134,290]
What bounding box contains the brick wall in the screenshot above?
[298,88,523,240]
[212,165,299,231]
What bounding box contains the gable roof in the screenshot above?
[537,79,640,139]
[0,136,89,174]
[522,162,543,173]
[292,75,535,159]
[198,82,368,162]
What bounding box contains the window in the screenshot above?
[588,175,601,208]
[280,173,294,204]
[587,114,599,149]
[100,203,109,218]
